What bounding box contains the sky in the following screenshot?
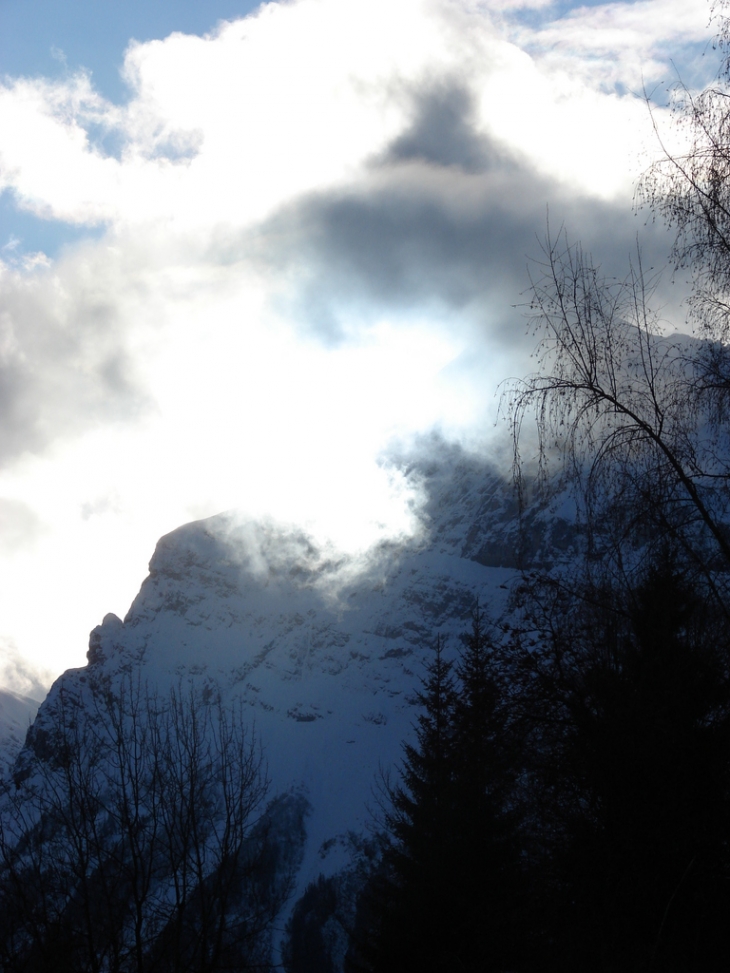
[0,0,719,695]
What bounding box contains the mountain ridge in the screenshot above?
[4,445,576,968]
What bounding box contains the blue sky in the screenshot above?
[0,0,719,688]
[0,0,262,256]
[0,0,622,101]
[0,1,261,100]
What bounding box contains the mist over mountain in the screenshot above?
[2,440,575,969]
[0,689,39,779]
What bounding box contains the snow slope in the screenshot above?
[12,445,576,965]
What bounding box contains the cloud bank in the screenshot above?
[0,0,714,680]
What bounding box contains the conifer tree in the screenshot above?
[348,618,529,973]
[391,634,457,868]
[449,607,527,972]
[347,634,458,973]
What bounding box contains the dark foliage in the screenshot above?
[512,560,730,971]
[348,624,529,973]
[348,554,730,973]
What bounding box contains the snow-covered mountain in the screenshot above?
[5,445,576,969]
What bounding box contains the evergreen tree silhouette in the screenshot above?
[347,634,458,973]
[449,606,527,972]
[348,616,529,973]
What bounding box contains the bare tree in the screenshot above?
[502,1,730,594]
[638,0,730,344]
[502,224,730,600]
[0,674,276,973]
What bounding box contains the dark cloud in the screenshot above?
[260,123,682,354]
[380,79,495,174]
[240,60,686,354]
[0,68,686,476]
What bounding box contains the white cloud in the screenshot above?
[0,0,715,682]
[0,0,685,230]
[511,0,713,92]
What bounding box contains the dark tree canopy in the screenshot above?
[510,560,730,971]
[348,622,529,973]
